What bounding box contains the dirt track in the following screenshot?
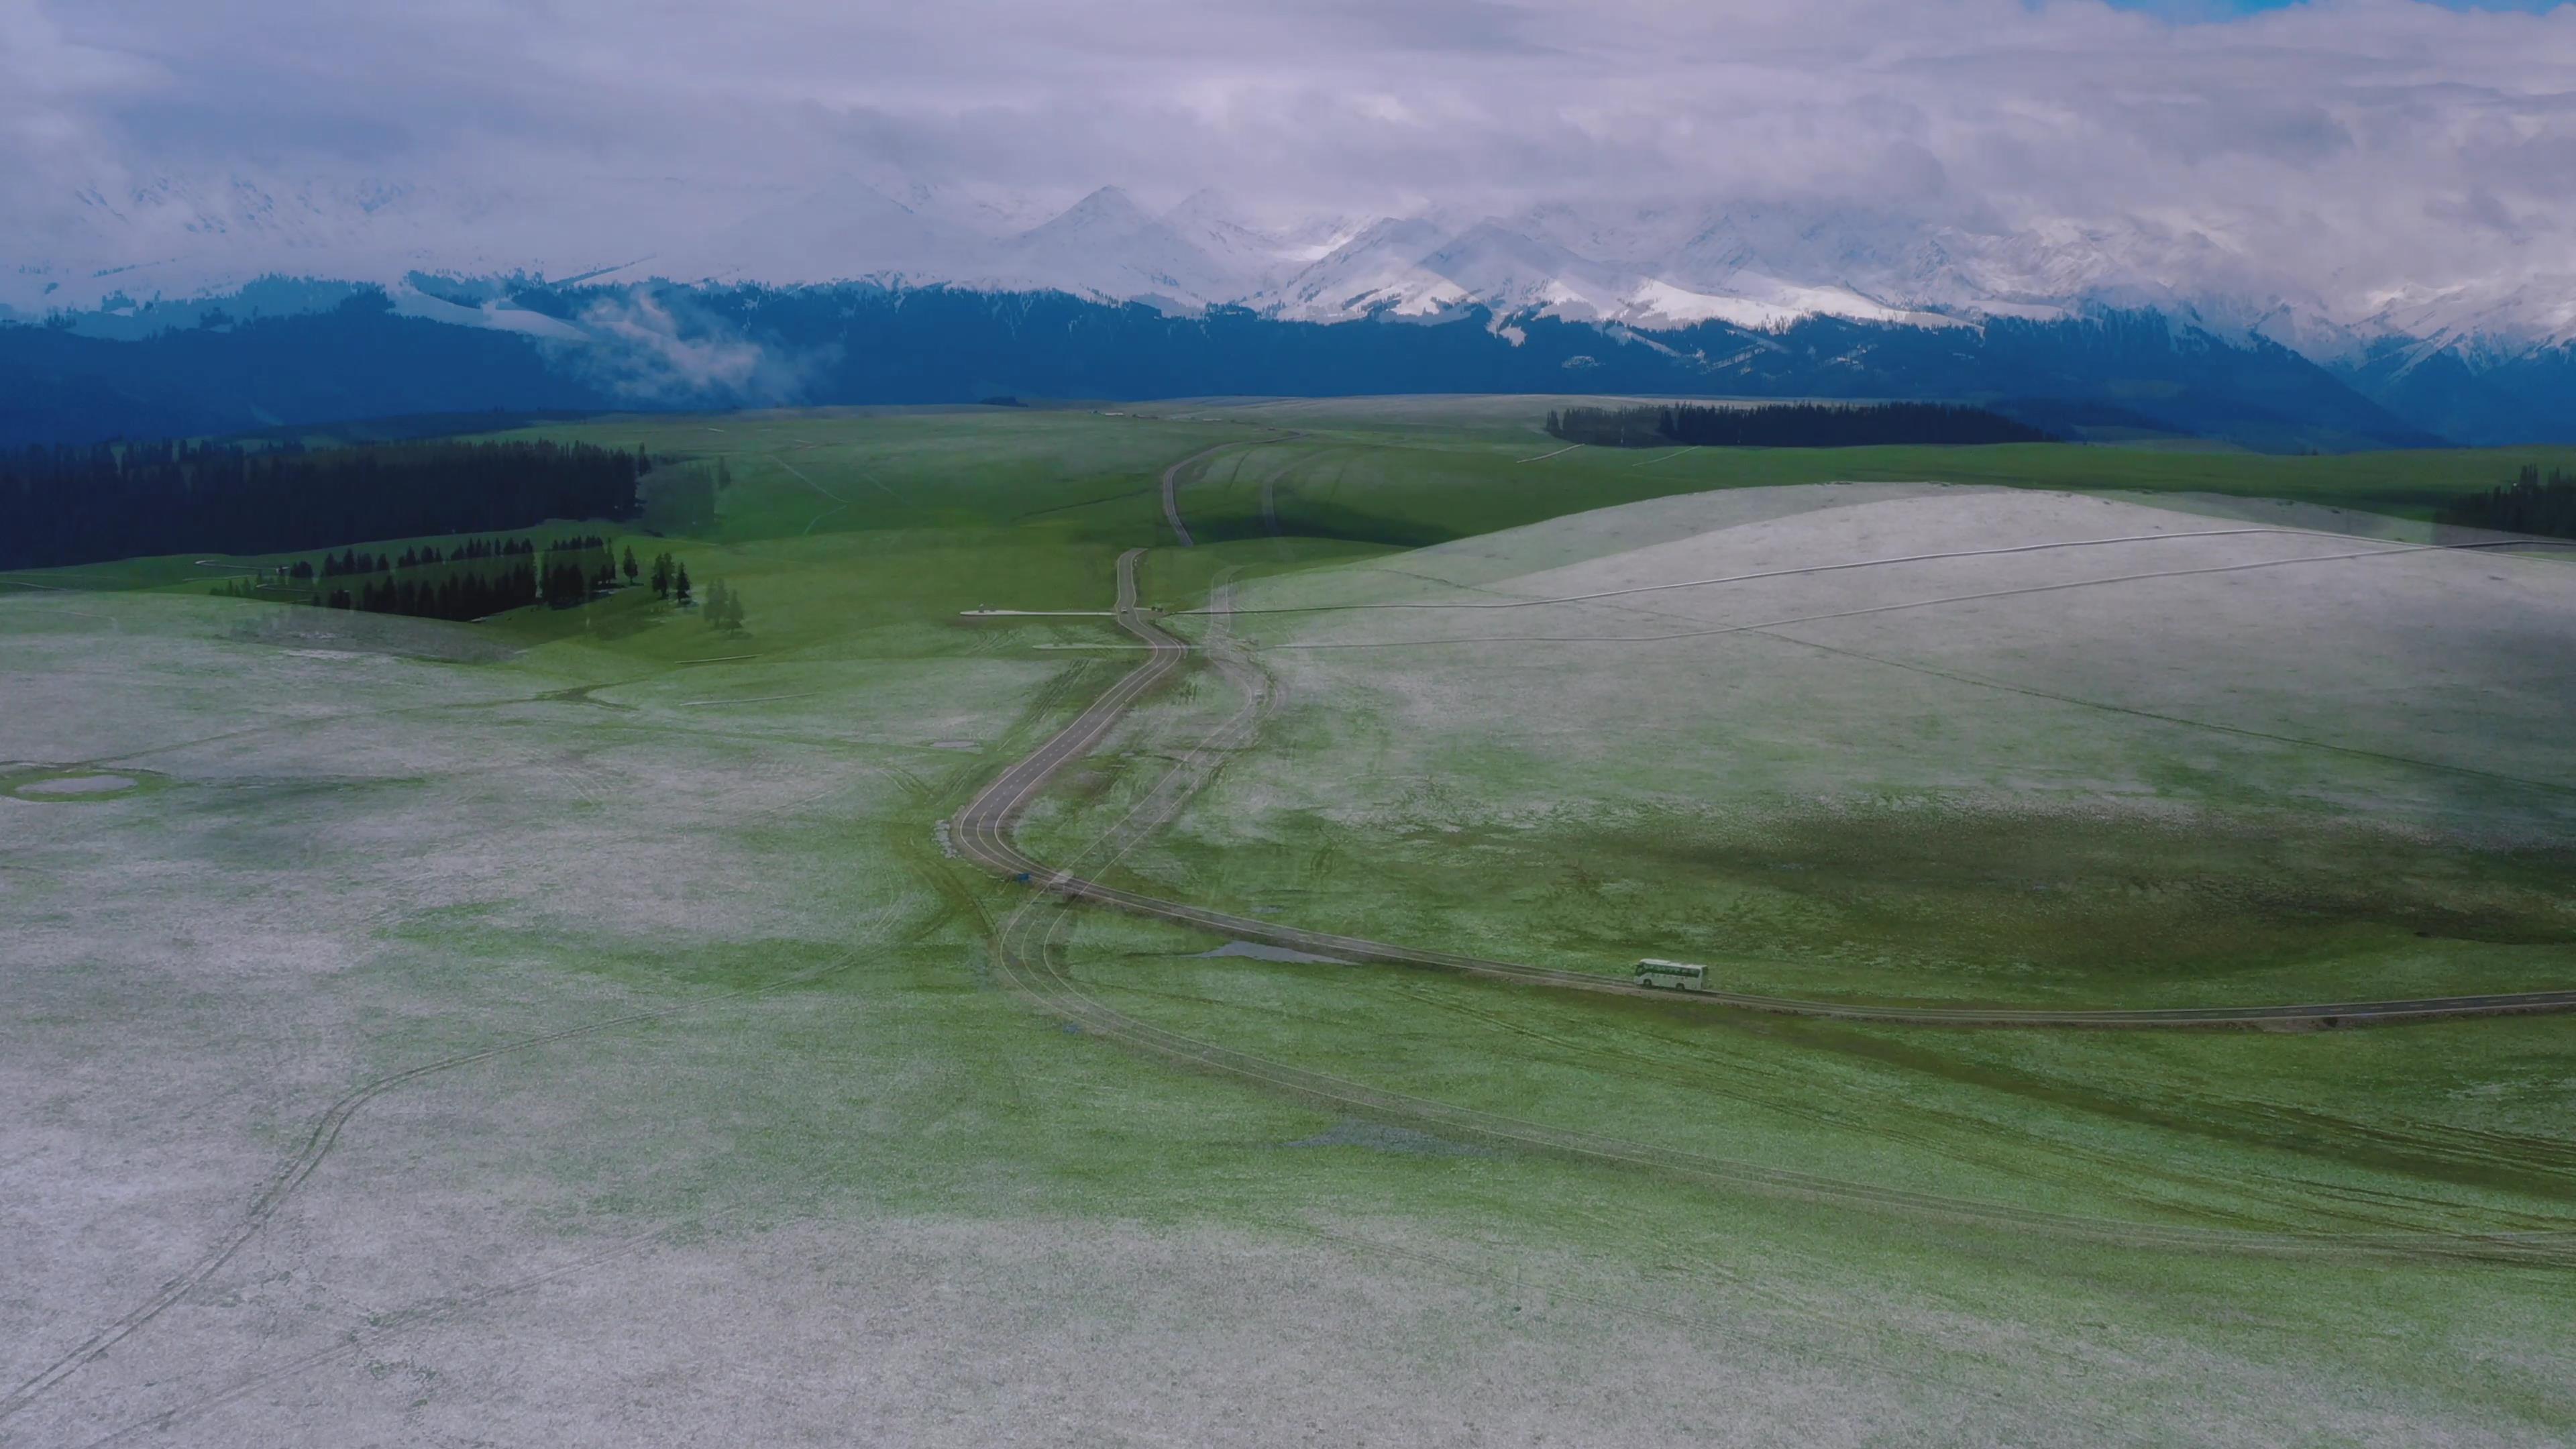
[1158,444,1235,547]
[953,551,2575,1030]
[949,549,2576,1263]
[1156,430,1307,547]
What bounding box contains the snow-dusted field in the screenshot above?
[5,484,2574,1446]
[1213,482,2576,835]
[0,588,2012,1448]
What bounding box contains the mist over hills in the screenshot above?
[5,176,2569,449]
[0,280,2463,455]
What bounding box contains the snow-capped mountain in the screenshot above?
[1264,217,1472,320]
[981,186,1252,308]
[9,170,2566,359]
[7,170,2572,445]
[1157,190,1359,296]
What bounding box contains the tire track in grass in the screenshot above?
[0,926,892,1424]
[1161,447,1225,547]
[1157,432,1305,547]
[968,653,2576,1022]
[75,643,792,775]
[951,551,2576,1264]
[998,876,2576,1264]
[770,455,853,535]
[70,1226,680,1448]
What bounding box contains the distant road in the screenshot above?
[1158,429,1307,547]
[1159,443,1231,547]
[953,552,2576,1031]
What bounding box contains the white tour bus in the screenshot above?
[1635,959,1708,991]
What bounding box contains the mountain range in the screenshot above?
[6,176,2571,449]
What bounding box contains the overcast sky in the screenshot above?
[5,0,2572,321]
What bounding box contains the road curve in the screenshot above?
[1158,444,1230,547]
[953,551,2576,1264]
[1157,429,1311,548]
[954,553,2576,1032]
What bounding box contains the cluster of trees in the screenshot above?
[2440,466,2576,539]
[313,538,544,579]
[635,549,747,629]
[538,534,618,609]
[332,567,541,619]
[0,437,649,571]
[201,523,755,630]
[644,550,692,604]
[321,550,394,578]
[700,578,747,632]
[1542,402,2057,449]
[216,557,542,621]
[211,531,646,623]
[227,535,544,588]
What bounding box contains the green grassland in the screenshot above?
[5,398,2574,1442]
[1120,394,2576,542]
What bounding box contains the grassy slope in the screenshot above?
[1130,394,2576,543]
[6,399,2574,1441]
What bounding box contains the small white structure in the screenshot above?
[1635,959,1707,991]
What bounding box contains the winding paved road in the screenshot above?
[955,552,2576,1031]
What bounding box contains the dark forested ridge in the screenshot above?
[0,293,608,451]
[0,438,645,571]
[2440,466,2576,539]
[2336,338,2576,448]
[1544,401,2057,448]
[1,281,2461,453]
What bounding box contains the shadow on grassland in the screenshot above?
[1181,501,1462,550]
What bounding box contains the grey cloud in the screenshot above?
[1315,0,1558,54]
[8,0,2576,327]
[2425,188,2540,241]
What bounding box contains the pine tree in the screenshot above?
[674,563,693,606]
[698,580,745,631]
[622,544,639,585]
[650,552,672,600]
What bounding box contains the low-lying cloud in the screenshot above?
[552,291,835,407]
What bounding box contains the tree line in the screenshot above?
[1543,402,2056,448]
[212,534,677,623]
[306,537,544,580]
[2439,465,2576,539]
[327,567,540,619]
[1,437,649,571]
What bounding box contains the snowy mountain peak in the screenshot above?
[1021,185,1152,240]
[987,186,1246,307]
[9,173,2574,369]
